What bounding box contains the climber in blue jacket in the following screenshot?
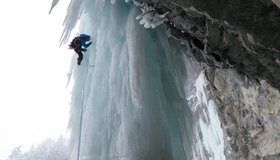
[69,34,92,65]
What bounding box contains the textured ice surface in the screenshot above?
[62,1,225,159]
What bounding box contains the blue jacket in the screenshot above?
[79,34,92,48]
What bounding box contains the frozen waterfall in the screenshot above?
[61,0,225,159]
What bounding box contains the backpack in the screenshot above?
[70,37,81,49]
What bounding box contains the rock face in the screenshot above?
[134,0,280,159]
[208,69,280,159]
[135,0,280,90]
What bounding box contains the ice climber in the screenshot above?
[69,34,92,65]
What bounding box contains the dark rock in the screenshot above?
[136,0,280,91]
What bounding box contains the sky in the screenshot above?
[0,0,74,159]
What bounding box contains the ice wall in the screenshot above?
[62,0,225,159]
